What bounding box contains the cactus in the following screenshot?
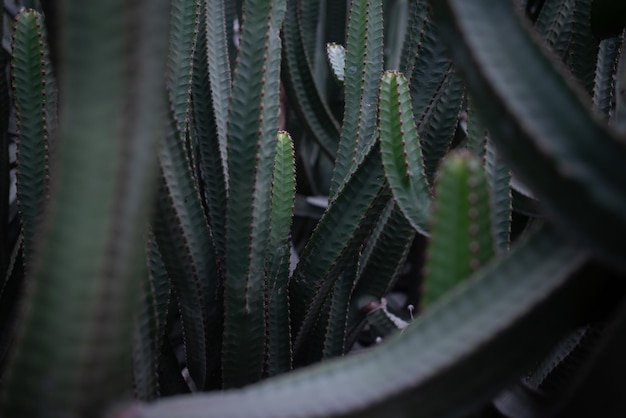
[0,0,625,417]
[11,10,55,265]
[2,1,171,416]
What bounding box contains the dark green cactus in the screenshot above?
[263,131,296,374]
[2,0,171,416]
[1,0,625,417]
[422,150,495,308]
[11,10,56,265]
[329,0,383,196]
[222,0,287,388]
[378,70,431,235]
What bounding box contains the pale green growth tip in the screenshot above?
[440,149,480,176]
[277,131,291,144]
[381,70,407,84]
[326,43,346,83]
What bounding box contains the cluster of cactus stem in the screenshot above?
[0,0,624,417]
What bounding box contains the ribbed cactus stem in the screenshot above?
[11,10,55,265]
[422,149,494,308]
[1,1,171,416]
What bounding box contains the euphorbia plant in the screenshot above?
[0,0,624,417]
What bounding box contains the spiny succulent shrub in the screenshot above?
[0,0,625,417]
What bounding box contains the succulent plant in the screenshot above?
[0,0,624,417]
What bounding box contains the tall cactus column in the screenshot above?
[0,1,170,417]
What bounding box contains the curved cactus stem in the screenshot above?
[485,141,512,253]
[289,144,386,359]
[205,0,232,185]
[282,0,340,159]
[357,200,412,282]
[129,227,599,418]
[0,0,171,416]
[345,200,414,347]
[329,0,384,197]
[316,198,398,362]
[378,70,431,236]
[302,180,391,364]
[592,35,622,118]
[405,10,464,183]
[417,70,465,183]
[153,106,219,390]
[430,0,626,268]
